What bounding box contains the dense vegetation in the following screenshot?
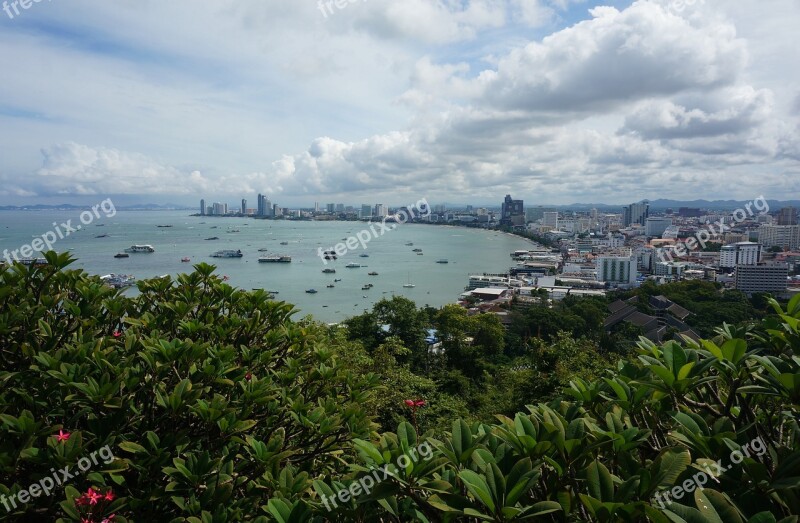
[1,255,798,522]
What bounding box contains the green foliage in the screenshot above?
[0,256,376,521]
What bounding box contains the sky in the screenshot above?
[0,0,798,207]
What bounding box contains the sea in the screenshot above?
[0,210,535,323]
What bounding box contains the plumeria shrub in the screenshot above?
[0,254,377,521]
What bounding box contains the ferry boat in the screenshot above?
[124,245,155,253]
[100,274,136,289]
[345,263,362,268]
[259,255,291,263]
[114,253,129,259]
[211,249,243,258]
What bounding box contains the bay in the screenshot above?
[0,210,534,322]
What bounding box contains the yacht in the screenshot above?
[124,245,155,253]
[211,249,243,258]
[259,255,291,263]
[403,272,415,288]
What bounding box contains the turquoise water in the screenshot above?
[0,210,534,322]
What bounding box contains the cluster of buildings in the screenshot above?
[456,199,799,324]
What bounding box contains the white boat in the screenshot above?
[403,272,415,288]
[259,255,291,263]
[211,249,243,258]
[124,245,154,253]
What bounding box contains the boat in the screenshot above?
[95,234,109,238]
[257,248,270,252]
[114,253,129,259]
[156,225,173,228]
[359,253,369,258]
[305,289,318,294]
[280,241,289,245]
[405,242,414,246]
[322,268,336,273]
[100,274,136,289]
[345,263,362,268]
[259,255,291,263]
[181,257,191,262]
[362,285,371,290]
[327,284,335,288]
[227,229,240,233]
[436,259,449,264]
[412,248,422,252]
[403,272,415,288]
[205,237,219,240]
[210,249,244,258]
[334,278,342,282]
[417,252,424,255]
[124,245,155,253]
[368,271,378,276]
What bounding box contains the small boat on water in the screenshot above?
[156,225,173,228]
[95,234,109,238]
[205,237,219,241]
[211,249,243,258]
[124,245,155,253]
[436,259,449,264]
[322,268,336,273]
[280,241,289,245]
[417,252,424,255]
[334,278,342,282]
[327,284,335,288]
[259,255,291,263]
[114,253,129,259]
[412,248,423,252]
[403,272,415,288]
[346,263,362,268]
[181,257,191,262]
[359,253,369,258]
[306,289,318,294]
[368,271,378,276]
[257,248,270,252]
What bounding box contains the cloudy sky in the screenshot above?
[0,0,798,207]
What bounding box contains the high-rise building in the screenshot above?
[200,199,205,216]
[645,217,673,237]
[212,202,227,216]
[720,242,761,269]
[758,225,800,250]
[314,202,320,213]
[542,212,559,229]
[241,199,247,215]
[500,195,524,227]
[374,204,387,217]
[335,203,345,213]
[361,204,372,219]
[734,263,788,295]
[326,203,335,213]
[596,250,637,286]
[257,194,264,216]
[623,201,650,227]
[777,207,798,225]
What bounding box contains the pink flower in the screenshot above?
[404,399,415,407]
[104,490,116,501]
[75,495,90,506]
[56,429,71,442]
[86,488,102,505]
[112,331,122,338]
[101,516,116,523]
[404,399,426,408]
[413,400,426,407]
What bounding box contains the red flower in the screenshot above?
[86,488,102,505]
[413,400,426,407]
[75,495,90,506]
[404,399,415,407]
[104,490,116,501]
[112,330,122,338]
[81,518,93,523]
[56,429,71,442]
[245,372,252,381]
[404,399,426,408]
